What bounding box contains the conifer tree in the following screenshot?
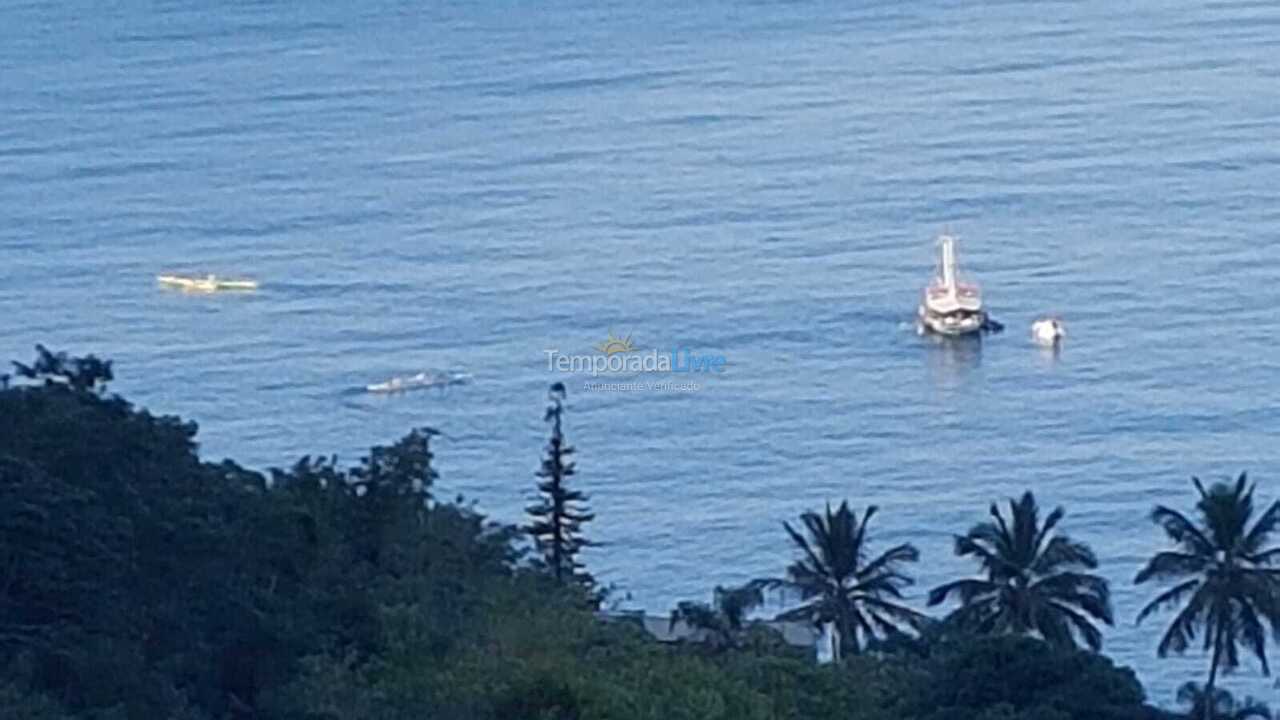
[526,382,594,586]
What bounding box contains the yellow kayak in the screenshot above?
[157,274,259,292]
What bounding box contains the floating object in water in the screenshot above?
[365,370,472,394]
[917,233,992,336]
[157,274,259,292]
[1031,317,1065,346]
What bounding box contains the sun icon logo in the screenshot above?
[595,330,635,355]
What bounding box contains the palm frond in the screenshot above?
[928,578,998,607]
[860,595,928,631]
[845,605,879,653]
[714,580,768,630]
[1193,476,1208,500]
[987,502,1015,559]
[1135,551,1210,584]
[808,503,853,578]
[1032,601,1075,649]
[1239,571,1280,644]
[859,542,919,584]
[1244,500,1280,556]
[1155,585,1213,657]
[1010,492,1041,565]
[943,596,997,632]
[1033,572,1113,625]
[774,598,823,623]
[1237,600,1271,675]
[1243,548,1280,566]
[1199,476,1255,553]
[955,534,1017,576]
[1032,570,1108,596]
[1047,600,1105,651]
[1033,504,1066,558]
[782,562,829,600]
[1151,504,1215,556]
[852,504,879,565]
[783,520,828,582]
[1033,534,1098,573]
[855,572,911,599]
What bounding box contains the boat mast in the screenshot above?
[938,234,958,291]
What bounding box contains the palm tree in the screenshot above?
[1135,474,1280,720]
[927,491,1113,650]
[1175,682,1272,720]
[669,580,769,650]
[774,501,923,661]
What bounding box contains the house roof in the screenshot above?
[598,612,820,649]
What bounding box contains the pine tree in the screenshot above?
[526,382,594,586]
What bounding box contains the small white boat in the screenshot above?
[1032,317,1065,346]
[158,274,259,292]
[917,234,988,336]
[365,370,472,394]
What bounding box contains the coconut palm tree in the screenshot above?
[774,501,923,661]
[1175,682,1272,720]
[1135,474,1280,720]
[927,491,1113,650]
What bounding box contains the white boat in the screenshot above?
[1032,317,1065,346]
[917,234,988,336]
[157,274,259,292]
[365,370,472,394]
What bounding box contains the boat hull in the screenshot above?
[917,306,986,336]
[365,371,473,394]
[157,275,258,292]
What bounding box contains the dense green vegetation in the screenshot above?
[0,348,1274,719]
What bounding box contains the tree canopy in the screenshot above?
[929,491,1113,651]
[0,348,1188,719]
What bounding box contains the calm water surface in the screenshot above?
[4,0,1280,704]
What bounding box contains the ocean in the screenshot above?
[4,0,1280,704]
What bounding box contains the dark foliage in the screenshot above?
[1174,682,1272,720]
[774,501,924,659]
[526,383,595,587]
[1136,475,1280,719]
[0,352,516,718]
[669,580,773,651]
[0,348,1195,719]
[903,634,1158,720]
[929,491,1114,651]
[12,344,113,392]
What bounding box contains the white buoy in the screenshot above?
[1032,317,1065,346]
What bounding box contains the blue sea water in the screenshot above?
[4,0,1280,705]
